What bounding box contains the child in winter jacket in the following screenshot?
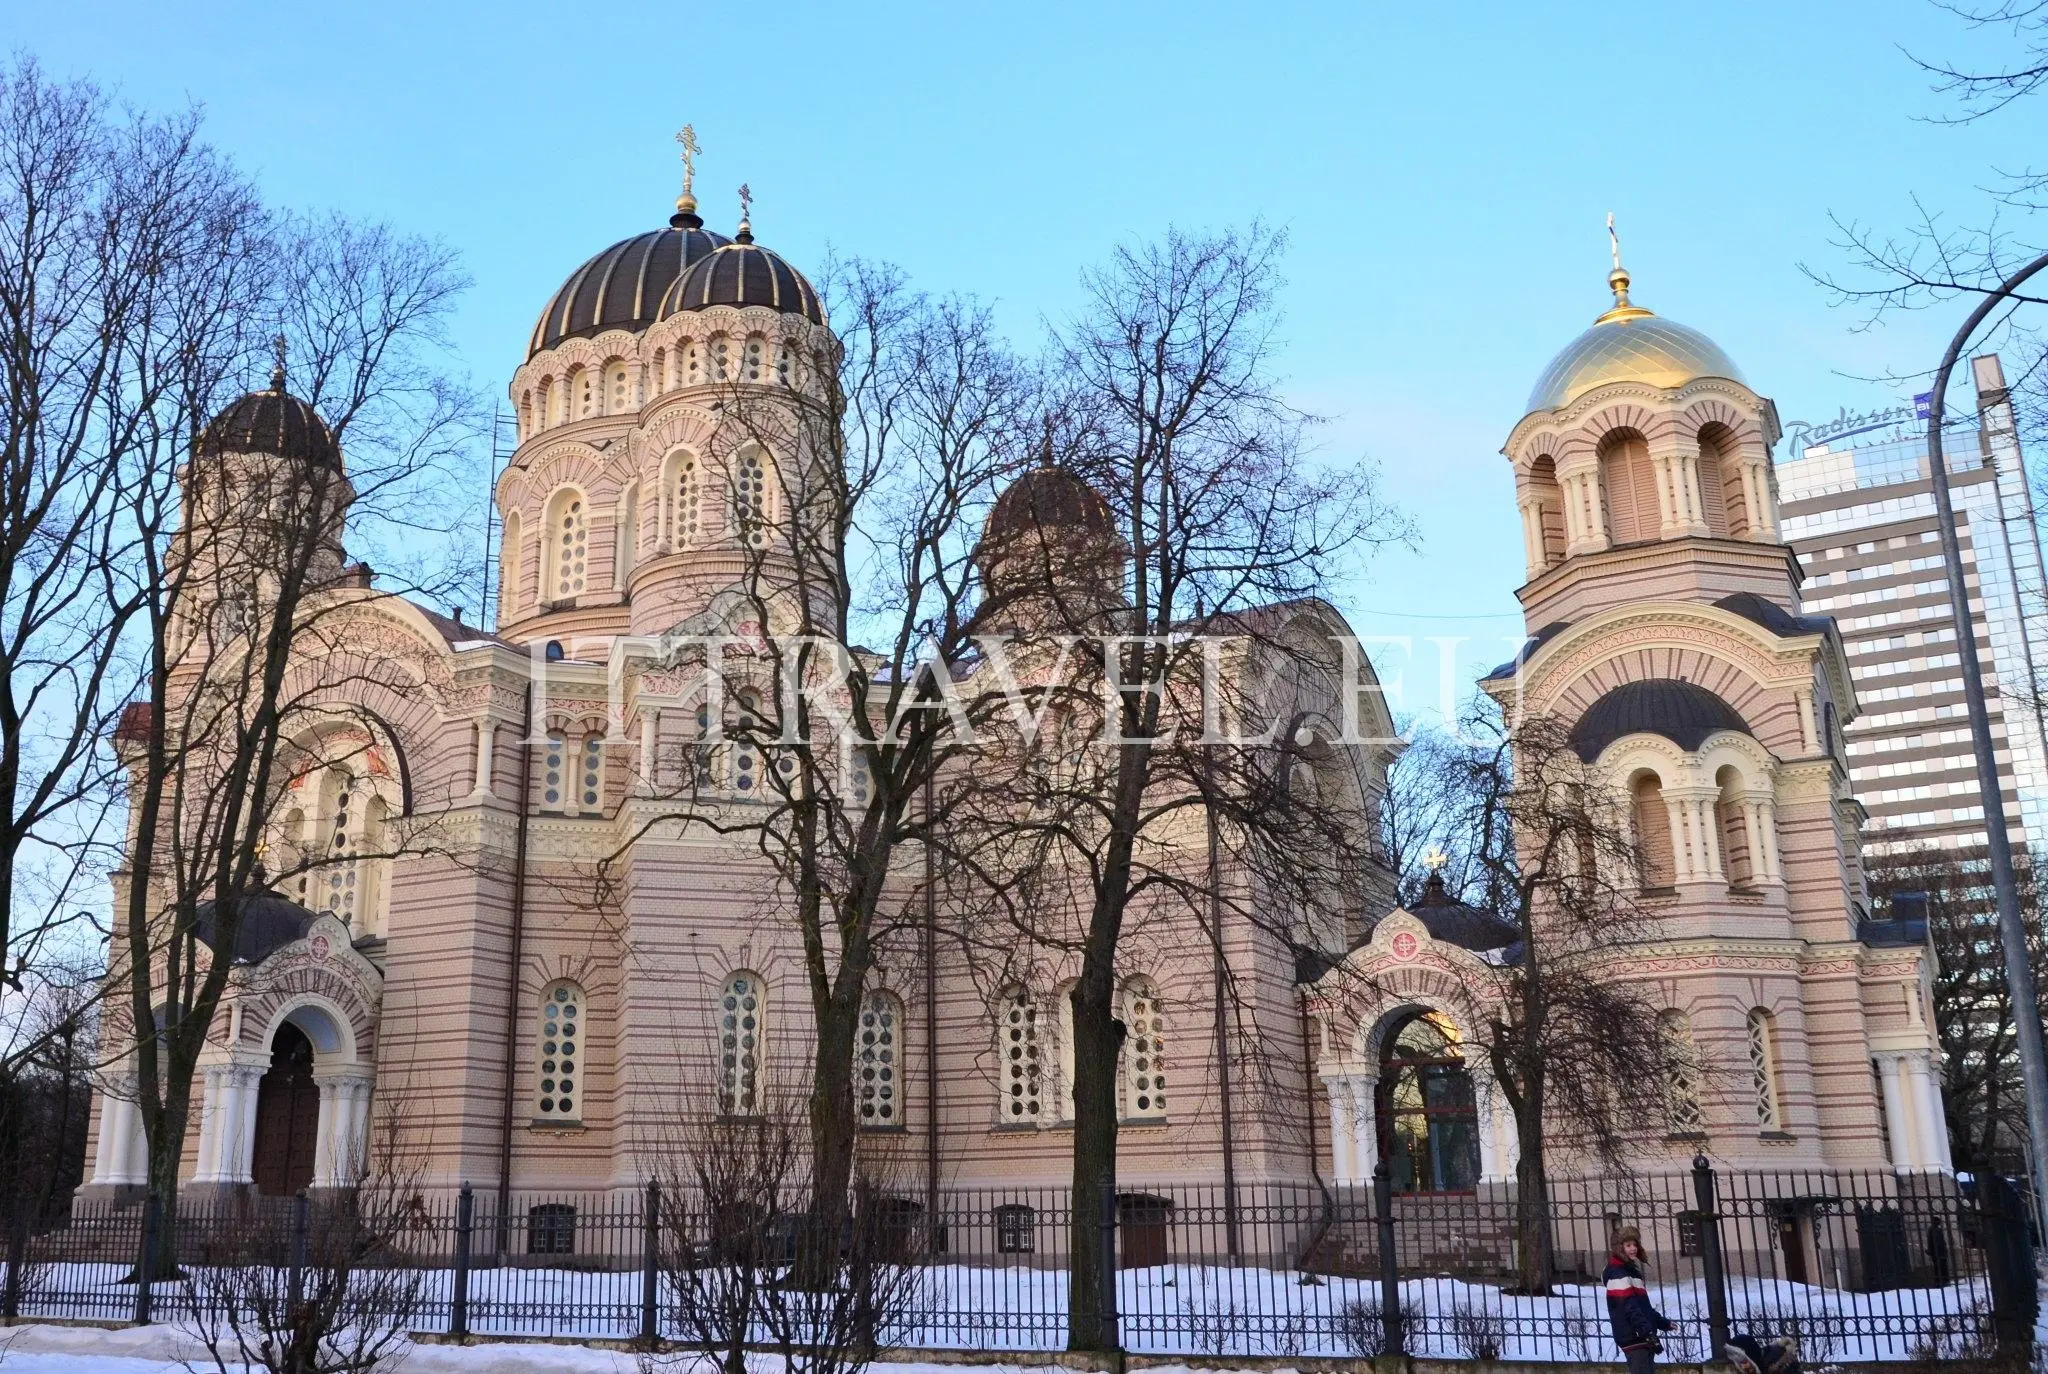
[1604,1225,1674,1372]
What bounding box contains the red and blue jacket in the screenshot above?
[1603,1252,1672,1351]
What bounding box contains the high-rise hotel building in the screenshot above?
[1777,355,2048,859]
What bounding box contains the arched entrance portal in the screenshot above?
[1377,1011,1481,1193]
[252,1022,319,1196]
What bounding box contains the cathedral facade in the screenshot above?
[79,191,1947,1213]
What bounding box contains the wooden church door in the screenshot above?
[252,1021,319,1196]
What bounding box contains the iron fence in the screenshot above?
[1,1162,2032,1362]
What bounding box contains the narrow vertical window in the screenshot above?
[720,972,764,1116]
[576,368,596,418]
[322,777,360,926]
[580,735,603,813]
[710,336,730,381]
[682,340,702,385]
[1121,978,1167,1121]
[541,732,566,811]
[1658,1010,1704,1134]
[1749,1008,1784,1132]
[744,335,765,381]
[499,510,523,621]
[999,988,1041,1125]
[553,493,588,599]
[733,450,769,549]
[536,982,583,1121]
[730,690,762,795]
[616,484,639,586]
[675,457,702,548]
[606,362,630,414]
[857,990,901,1129]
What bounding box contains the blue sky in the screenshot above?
[15,0,2043,717]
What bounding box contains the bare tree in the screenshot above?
[600,262,1031,1278]
[956,225,1406,1349]
[644,1077,925,1374]
[1424,706,1677,1295]
[1867,844,2048,1173]
[109,210,472,1269]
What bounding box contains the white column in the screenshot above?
[1796,688,1819,754]
[233,1068,261,1182]
[639,708,659,791]
[1520,501,1544,577]
[90,1085,130,1186]
[1756,800,1783,883]
[1740,802,1766,886]
[1325,1078,1355,1183]
[1664,796,1696,882]
[1876,1055,1913,1167]
[1745,459,1778,540]
[1475,1078,1504,1183]
[193,1065,228,1183]
[312,1069,374,1187]
[1351,1075,1379,1180]
[1902,1054,1949,1173]
[471,721,496,798]
[1697,798,1724,882]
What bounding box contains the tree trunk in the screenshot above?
[800,980,861,1290]
[1512,1123,1553,1296]
[1066,973,1124,1352]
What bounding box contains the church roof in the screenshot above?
[1567,678,1751,762]
[1525,266,1745,413]
[528,219,732,359]
[198,379,341,471]
[193,887,321,965]
[983,465,1118,549]
[1713,591,1832,638]
[1389,873,1523,953]
[659,238,824,324]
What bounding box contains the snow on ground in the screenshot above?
[5,1261,2003,1364]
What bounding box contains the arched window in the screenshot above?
[518,391,534,439]
[574,367,596,419]
[710,335,730,381]
[1376,1011,1479,1193]
[1631,772,1676,891]
[674,456,703,548]
[998,987,1042,1125]
[650,348,667,395]
[498,510,523,621]
[606,361,631,415]
[1695,426,1732,536]
[744,334,766,382]
[682,340,702,386]
[540,731,566,811]
[776,341,795,388]
[536,982,583,1121]
[729,689,763,795]
[1715,764,1753,887]
[539,376,558,426]
[1748,1008,1785,1132]
[719,972,765,1117]
[1121,978,1167,1122]
[320,775,361,926]
[846,751,873,808]
[733,448,770,550]
[857,990,901,1129]
[1658,1010,1704,1135]
[579,734,604,814]
[1053,980,1077,1122]
[1525,455,1566,569]
[549,491,589,601]
[1597,429,1660,545]
[616,483,639,586]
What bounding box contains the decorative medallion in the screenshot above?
[1391,931,1421,963]
[309,933,332,961]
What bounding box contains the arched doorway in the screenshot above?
[1377,1011,1481,1193]
[252,1022,319,1196]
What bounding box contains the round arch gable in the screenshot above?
[1521,604,1810,717]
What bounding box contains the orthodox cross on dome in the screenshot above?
[270,333,288,391]
[675,125,700,198]
[1421,845,1448,872]
[1596,211,1649,323]
[736,183,753,242]
[1607,210,1622,273]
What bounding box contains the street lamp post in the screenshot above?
[1921,247,2048,1227]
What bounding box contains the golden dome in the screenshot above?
[1525,266,1746,413]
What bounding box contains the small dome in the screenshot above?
[529,218,732,359]
[193,886,321,965]
[983,466,1118,549]
[1526,267,1746,413]
[1567,679,1751,762]
[199,379,341,471]
[660,240,823,324]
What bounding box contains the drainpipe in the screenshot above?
[495,681,535,1254]
[923,767,941,1250]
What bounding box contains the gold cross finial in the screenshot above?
[1422,845,1448,872]
[270,334,288,391]
[1607,211,1621,272]
[736,183,753,242]
[676,125,699,196]
[1596,212,1649,323]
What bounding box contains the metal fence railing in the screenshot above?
[1,1160,2033,1362]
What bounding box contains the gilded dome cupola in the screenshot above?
[1524,263,1747,414]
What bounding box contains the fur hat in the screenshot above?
[1611,1224,1643,1251]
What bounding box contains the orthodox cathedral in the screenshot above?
[80,161,1946,1221]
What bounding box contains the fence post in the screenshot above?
[1373,1161,1404,1358]
[1979,1172,2040,1357]
[132,1190,159,1325]
[2,1214,26,1323]
[1691,1154,1730,1358]
[288,1190,309,1322]
[1096,1168,1120,1354]
[640,1179,660,1347]
[450,1182,473,1340]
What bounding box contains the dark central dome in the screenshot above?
[199,375,341,471]
[983,466,1118,548]
[528,216,732,359]
[660,238,824,324]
